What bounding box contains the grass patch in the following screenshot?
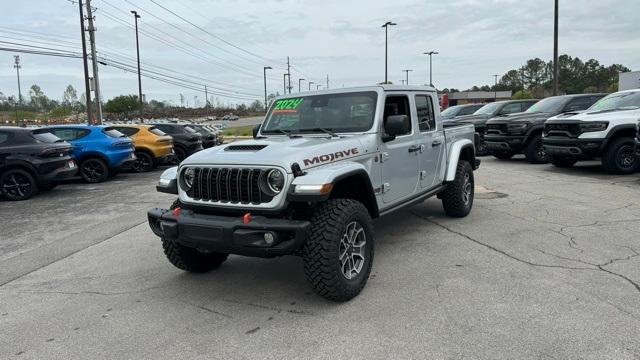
[223,125,254,137]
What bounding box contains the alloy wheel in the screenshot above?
[462,172,472,205]
[616,145,636,170]
[2,172,32,199]
[82,160,105,182]
[339,221,367,280]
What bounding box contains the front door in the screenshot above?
[415,94,445,189]
[380,95,420,204]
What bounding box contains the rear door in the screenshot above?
[415,93,446,189]
[380,94,420,204]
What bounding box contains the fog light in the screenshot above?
[264,232,276,245]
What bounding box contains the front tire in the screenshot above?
[441,160,474,217]
[476,139,489,156]
[161,199,228,272]
[303,199,374,302]
[173,147,187,163]
[524,135,548,164]
[0,169,38,201]
[602,137,637,174]
[492,150,514,160]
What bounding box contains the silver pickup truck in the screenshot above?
[148,85,479,301]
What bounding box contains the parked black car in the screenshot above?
[188,124,219,148]
[441,103,484,121]
[485,94,606,163]
[452,99,538,155]
[0,127,77,201]
[150,123,203,162]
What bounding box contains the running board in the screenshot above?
[378,185,447,217]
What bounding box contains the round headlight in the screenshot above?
[265,169,285,194]
[182,167,195,190]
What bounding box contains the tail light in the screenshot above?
[39,147,70,158]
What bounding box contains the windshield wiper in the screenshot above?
[298,127,339,137]
[270,129,301,138]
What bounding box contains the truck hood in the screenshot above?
[182,135,366,173]
[452,113,491,125]
[486,111,553,125]
[546,108,640,123]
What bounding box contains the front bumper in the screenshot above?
[542,137,604,158]
[635,138,640,157]
[147,207,310,258]
[485,135,525,153]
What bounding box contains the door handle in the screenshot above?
[432,140,442,147]
[408,145,420,153]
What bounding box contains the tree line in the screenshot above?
[442,54,630,98]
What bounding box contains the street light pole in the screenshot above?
[553,0,559,95]
[283,74,287,94]
[131,10,143,109]
[263,66,272,112]
[424,51,438,87]
[298,78,305,93]
[381,21,397,84]
[492,74,500,100]
[308,82,314,91]
[402,69,413,85]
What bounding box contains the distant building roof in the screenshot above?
[448,91,512,100]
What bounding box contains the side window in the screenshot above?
[75,129,90,139]
[0,132,9,145]
[155,125,174,134]
[459,106,477,116]
[501,103,522,114]
[415,95,436,132]
[51,129,77,141]
[522,101,537,112]
[115,127,139,136]
[383,95,412,137]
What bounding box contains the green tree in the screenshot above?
[62,85,78,107]
[104,95,140,114]
[512,89,533,99]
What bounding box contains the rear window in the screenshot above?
[103,128,126,138]
[184,126,197,134]
[0,132,10,145]
[149,127,166,136]
[31,129,63,143]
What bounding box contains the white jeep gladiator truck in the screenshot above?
[148,85,480,301]
[543,89,640,174]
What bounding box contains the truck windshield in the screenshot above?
[262,92,377,134]
[589,91,640,111]
[441,105,461,119]
[525,96,566,114]
[473,102,502,115]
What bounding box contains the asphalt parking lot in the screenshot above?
[1,158,639,359]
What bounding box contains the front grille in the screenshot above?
[187,167,273,204]
[544,123,581,138]
[486,123,508,135]
[225,144,268,151]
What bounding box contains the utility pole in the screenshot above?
[402,69,413,85]
[263,66,271,112]
[424,51,438,87]
[204,85,209,118]
[298,78,305,93]
[131,10,143,109]
[13,55,21,126]
[326,74,329,89]
[283,73,287,94]
[78,0,92,124]
[382,21,397,84]
[492,74,500,100]
[286,57,292,94]
[553,0,559,95]
[85,0,102,124]
[308,81,314,91]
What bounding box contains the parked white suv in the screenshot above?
[543,89,640,174]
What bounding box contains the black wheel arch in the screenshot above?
[522,125,544,146]
[602,125,637,150]
[77,152,111,167]
[0,161,41,184]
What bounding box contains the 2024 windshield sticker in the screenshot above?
[273,98,304,113]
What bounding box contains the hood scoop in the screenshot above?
[225,144,268,151]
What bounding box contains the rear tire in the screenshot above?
[303,199,374,302]
[524,135,548,164]
[548,155,577,168]
[602,137,637,174]
[0,169,38,201]
[173,147,187,163]
[476,139,489,156]
[441,160,474,218]
[133,151,154,173]
[80,158,109,183]
[161,199,228,273]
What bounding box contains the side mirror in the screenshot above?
[382,115,408,142]
[252,123,261,139]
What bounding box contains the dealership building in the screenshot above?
[445,91,513,106]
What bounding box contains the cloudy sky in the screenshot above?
[0,0,638,106]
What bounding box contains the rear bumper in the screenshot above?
[114,152,138,169]
[542,137,604,158]
[147,208,310,258]
[485,135,525,152]
[39,160,77,184]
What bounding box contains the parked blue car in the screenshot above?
[43,125,136,183]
